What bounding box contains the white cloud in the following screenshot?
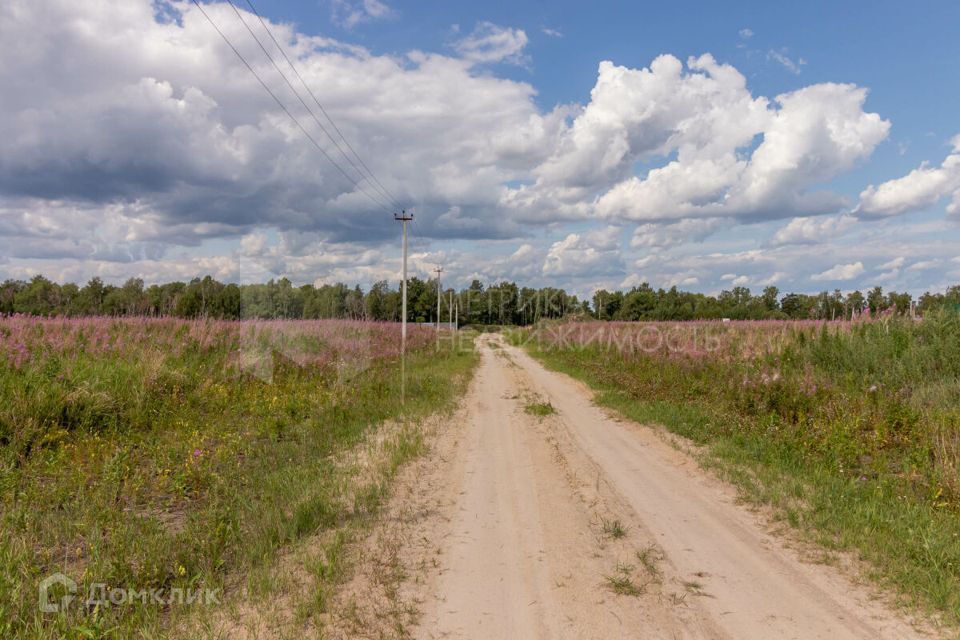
[541,27,563,38]
[239,232,269,256]
[908,260,939,271]
[770,214,856,246]
[3,1,955,295]
[542,227,623,277]
[739,28,754,39]
[630,217,730,249]
[768,50,806,75]
[717,271,783,287]
[811,261,865,281]
[330,0,393,29]
[756,271,786,286]
[453,22,529,65]
[878,256,905,270]
[0,0,569,255]
[519,54,888,225]
[857,136,960,217]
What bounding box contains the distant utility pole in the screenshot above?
[449,290,453,328]
[433,266,444,332]
[395,210,413,352]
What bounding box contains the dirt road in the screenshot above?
[410,335,931,639]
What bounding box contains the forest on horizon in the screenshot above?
[2,274,959,325]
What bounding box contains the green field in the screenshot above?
[0,317,475,638]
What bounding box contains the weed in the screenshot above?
[524,401,556,417]
[636,545,664,580]
[601,517,628,540]
[682,580,708,596]
[605,563,644,596]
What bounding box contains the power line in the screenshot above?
[225,0,396,212]
[189,0,394,214]
[242,0,405,212]
[406,215,431,262]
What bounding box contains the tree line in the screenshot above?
[591,284,960,321]
[1,274,958,324]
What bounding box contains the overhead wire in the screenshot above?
[189,0,394,214]
[404,215,430,277]
[241,0,405,212]
[224,0,397,213]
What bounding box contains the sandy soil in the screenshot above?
[401,334,936,639]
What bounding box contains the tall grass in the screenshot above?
[0,316,474,638]
[515,313,960,625]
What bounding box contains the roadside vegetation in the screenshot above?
[512,314,960,626]
[0,316,475,638]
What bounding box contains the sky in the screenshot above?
[1,0,959,300]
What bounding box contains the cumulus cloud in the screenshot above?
[857,136,960,217]
[770,214,856,246]
[511,54,888,225]
[811,261,864,281]
[630,217,730,249]
[1,0,939,293]
[756,271,787,286]
[878,256,905,270]
[0,0,568,255]
[721,271,785,287]
[542,227,624,277]
[453,22,529,65]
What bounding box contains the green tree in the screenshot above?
[867,286,886,315]
[14,275,60,316]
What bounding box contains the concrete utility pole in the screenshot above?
[433,266,443,332]
[449,290,453,328]
[395,210,413,352]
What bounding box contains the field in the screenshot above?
[0,316,475,638]
[510,314,960,625]
[4,312,958,637]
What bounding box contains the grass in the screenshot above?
[636,545,664,581]
[524,400,555,417]
[600,517,628,540]
[605,563,645,597]
[514,314,960,627]
[0,317,477,639]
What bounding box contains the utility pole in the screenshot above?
[395,210,413,351]
[433,266,443,332]
[395,210,413,405]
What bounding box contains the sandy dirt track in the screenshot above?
[410,335,933,640]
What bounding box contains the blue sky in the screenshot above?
[1,0,959,299]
